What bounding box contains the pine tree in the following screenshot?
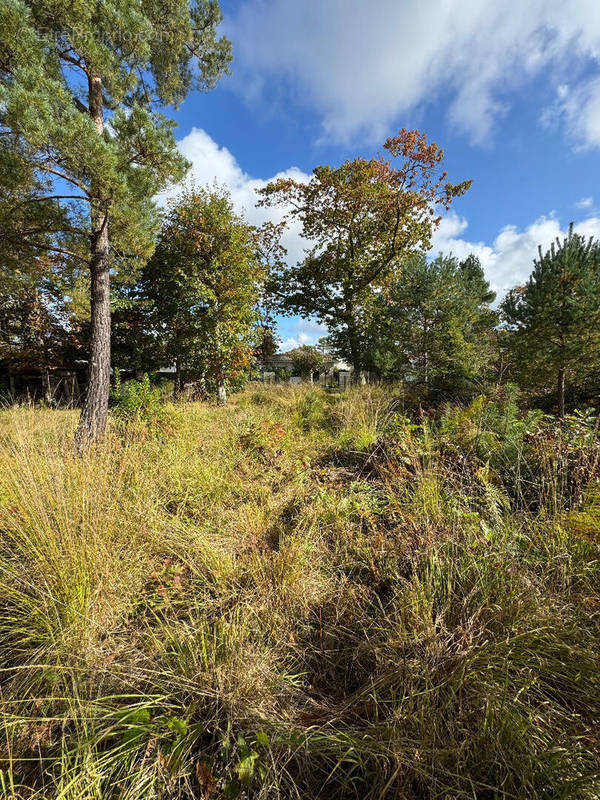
[501,224,600,416]
[369,253,497,397]
[0,0,231,448]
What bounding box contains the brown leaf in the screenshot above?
[196,759,217,798]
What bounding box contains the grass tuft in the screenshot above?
[1,386,599,798]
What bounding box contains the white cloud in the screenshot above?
[545,78,600,149]
[278,319,328,352]
[577,196,594,209]
[164,128,600,321]
[432,212,600,299]
[160,127,310,266]
[279,333,311,351]
[227,0,600,146]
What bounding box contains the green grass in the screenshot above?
[0,385,599,798]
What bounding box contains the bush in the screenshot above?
[111,369,165,425]
[439,390,600,513]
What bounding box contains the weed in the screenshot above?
[0,385,599,798]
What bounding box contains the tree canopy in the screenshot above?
[143,186,267,403]
[259,129,471,374]
[290,345,326,382]
[0,0,231,446]
[502,224,600,416]
[367,253,497,397]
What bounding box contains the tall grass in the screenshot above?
[0,387,599,798]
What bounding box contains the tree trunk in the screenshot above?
[75,74,111,453]
[557,366,566,419]
[44,370,52,405]
[217,377,227,405]
[344,298,361,382]
[173,356,182,398]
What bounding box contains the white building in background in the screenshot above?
[259,351,353,388]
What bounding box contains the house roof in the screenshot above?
[263,351,353,372]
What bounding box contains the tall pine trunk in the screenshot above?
[557,366,566,419]
[75,75,111,452]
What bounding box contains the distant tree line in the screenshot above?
[4,184,599,417]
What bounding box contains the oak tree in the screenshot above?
[258,129,471,375]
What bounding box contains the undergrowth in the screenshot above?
[0,385,599,799]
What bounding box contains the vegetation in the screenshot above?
[259,129,471,374]
[0,0,231,448]
[0,384,599,798]
[366,253,498,395]
[290,345,326,382]
[502,224,600,416]
[142,187,267,404]
[2,6,600,797]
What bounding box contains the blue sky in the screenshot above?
[165,0,600,350]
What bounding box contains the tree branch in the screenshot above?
[38,164,91,196]
[23,241,91,265]
[13,195,89,207]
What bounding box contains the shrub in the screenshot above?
[111,369,165,425]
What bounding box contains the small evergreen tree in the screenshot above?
[501,224,600,416]
[369,253,497,398]
[255,324,280,366]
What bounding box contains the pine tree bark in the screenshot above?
[74,75,111,452]
[557,366,566,419]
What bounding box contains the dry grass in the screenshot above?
[0,386,599,799]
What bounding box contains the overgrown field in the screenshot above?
[1,386,599,799]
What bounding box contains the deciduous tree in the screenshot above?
[143,187,266,403]
[290,345,325,383]
[258,129,471,375]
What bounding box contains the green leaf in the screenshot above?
[255,730,270,747]
[235,752,258,787]
[166,716,188,736]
